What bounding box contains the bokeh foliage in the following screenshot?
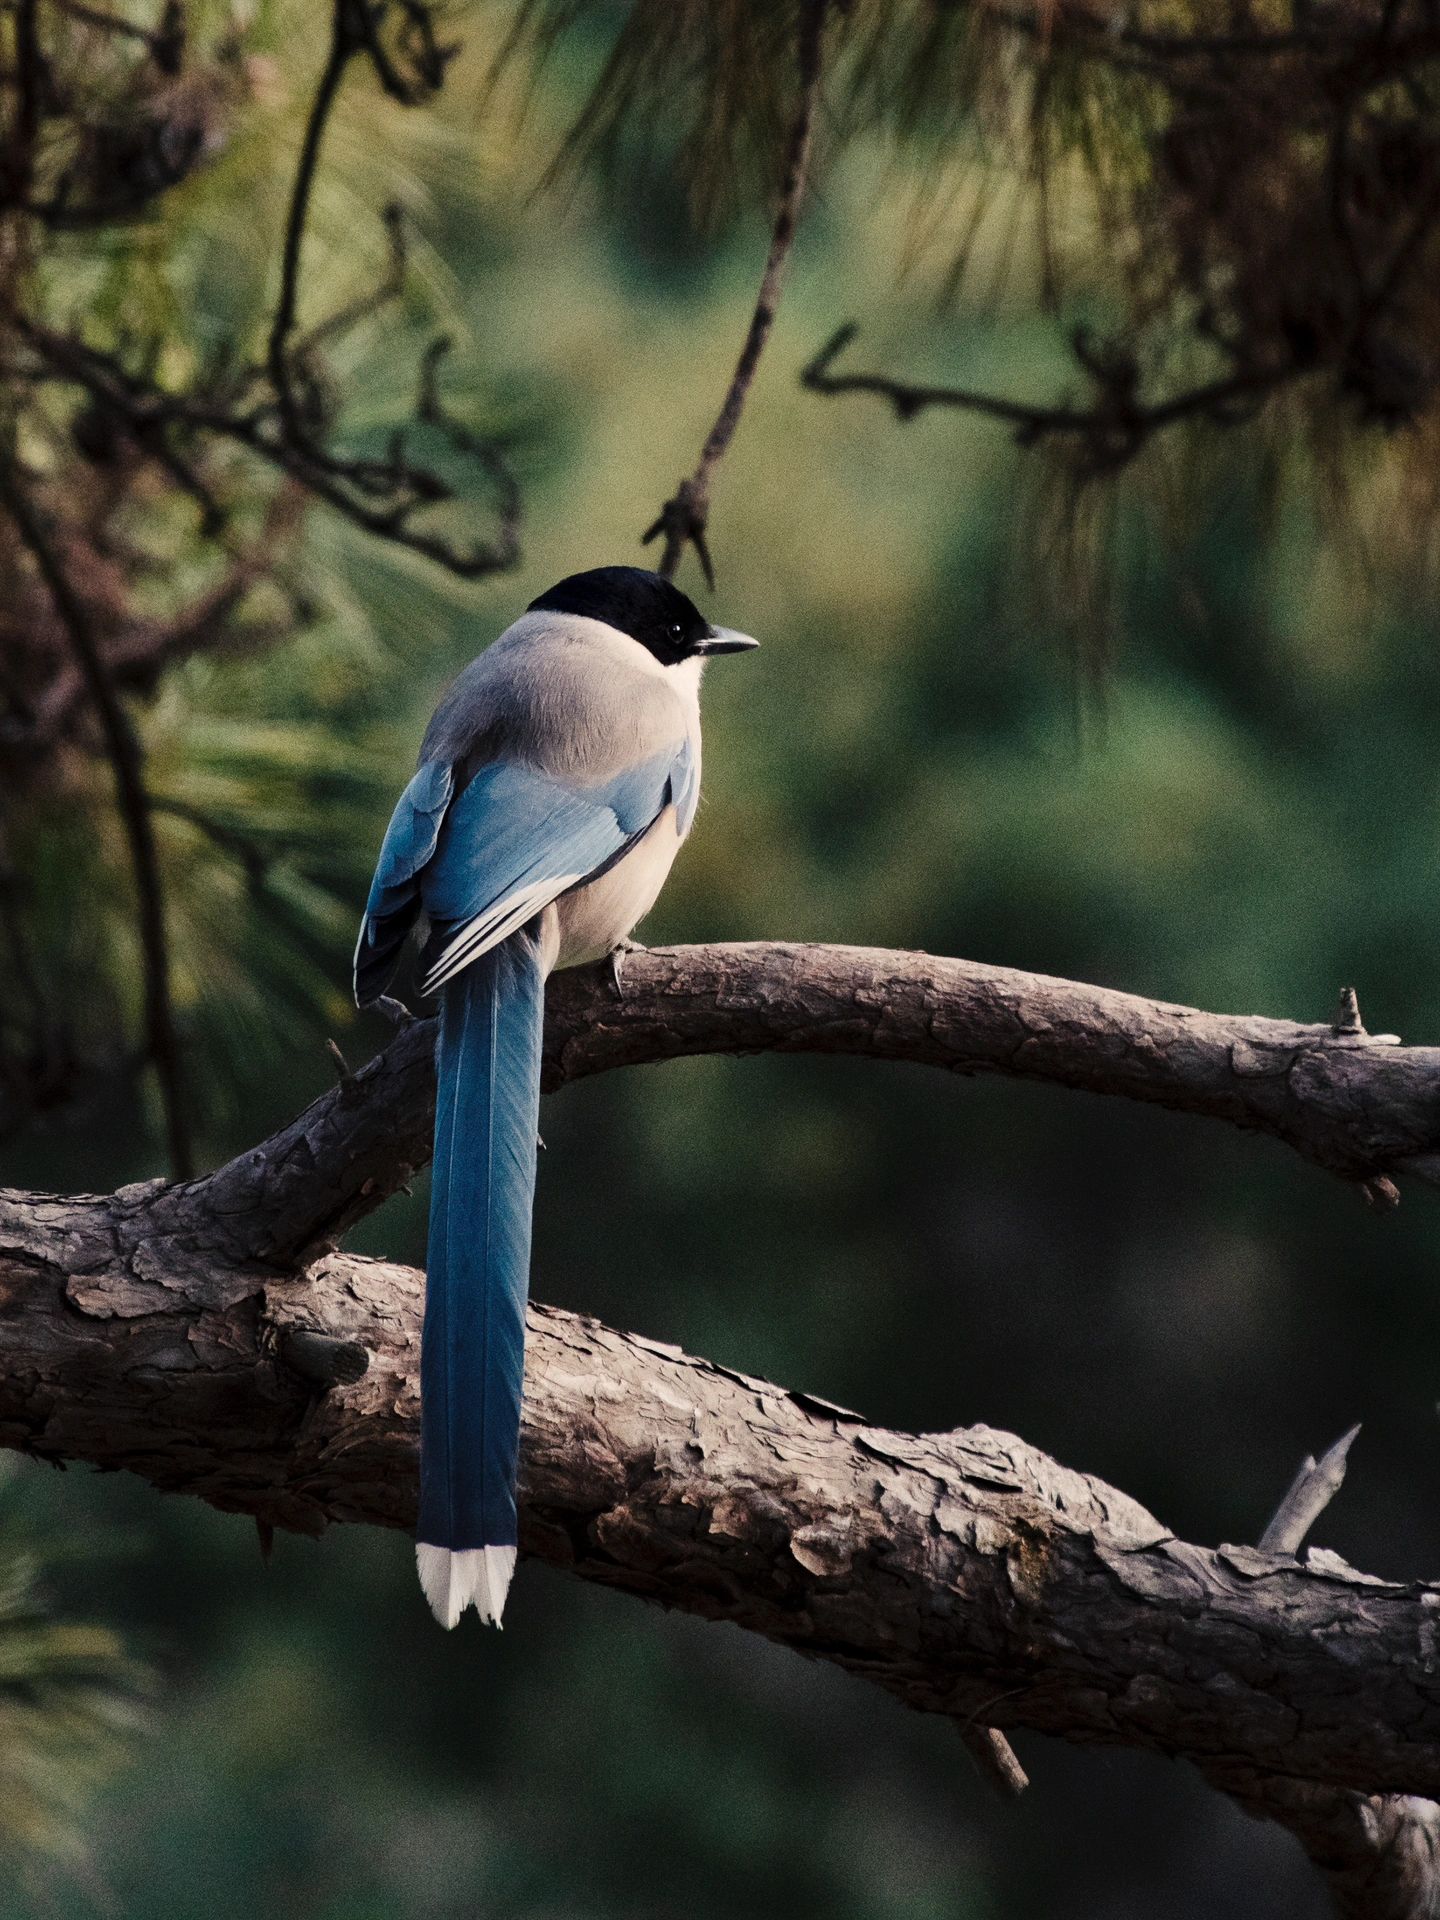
[0,1463,145,1893]
[5,2,1440,1915]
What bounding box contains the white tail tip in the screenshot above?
[416,1543,517,1629]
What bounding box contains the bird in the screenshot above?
[353,566,758,1629]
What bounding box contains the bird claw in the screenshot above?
[610,938,645,995]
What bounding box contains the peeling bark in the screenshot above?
[7,937,1440,1918]
[3,1182,1440,1807]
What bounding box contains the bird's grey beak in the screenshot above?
[696,625,760,656]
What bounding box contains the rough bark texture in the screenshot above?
[5,1177,1440,1803]
[1175,1435,1440,1919]
[539,941,1440,1191]
[1210,1768,1440,1920]
[6,938,1440,1916]
[209,944,1440,1276]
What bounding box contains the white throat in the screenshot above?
[668,652,704,723]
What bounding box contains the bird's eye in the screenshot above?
[669,622,683,638]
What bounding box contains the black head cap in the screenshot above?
[528,566,714,667]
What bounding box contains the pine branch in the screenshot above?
[643,0,828,586]
[0,464,191,1178]
[2,1185,1440,1817]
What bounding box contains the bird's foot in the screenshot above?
[609,937,646,995]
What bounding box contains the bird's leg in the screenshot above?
[610,937,646,995]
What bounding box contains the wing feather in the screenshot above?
[356,732,695,1005]
[417,750,685,995]
[354,759,456,1006]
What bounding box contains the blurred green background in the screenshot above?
[7,4,1440,1915]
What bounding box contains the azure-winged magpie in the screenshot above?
[355,566,758,1627]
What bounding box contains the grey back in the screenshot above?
[420,612,691,788]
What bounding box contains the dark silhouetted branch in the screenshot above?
[0,465,191,1177]
[246,0,517,575]
[267,0,360,448]
[644,0,828,585]
[8,0,40,206]
[3,0,518,581]
[14,305,520,579]
[802,323,1295,476]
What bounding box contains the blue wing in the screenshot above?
[354,758,455,1006]
[416,738,695,996]
[354,737,696,1006]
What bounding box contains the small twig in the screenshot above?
[325,1037,352,1082]
[643,0,828,586]
[1335,986,1366,1035]
[16,313,520,579]
[802,323,1294,476]
[0,465,192,1177]
[415,335,521,549]
[267,0,360,447]
[1259,1425,1361,1555]
[293,201,408,362]
[347,0,456,104]
[958,1723,1030,1799]
[258,0,515,568]
[804,322,1103,431]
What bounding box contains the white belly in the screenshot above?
[547,805,684,970]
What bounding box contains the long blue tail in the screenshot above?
[416,925,546,1628]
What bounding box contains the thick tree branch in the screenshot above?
[9,932,1440,1904]
[196,940,1440,1273]
[3,1180,1440,1807]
